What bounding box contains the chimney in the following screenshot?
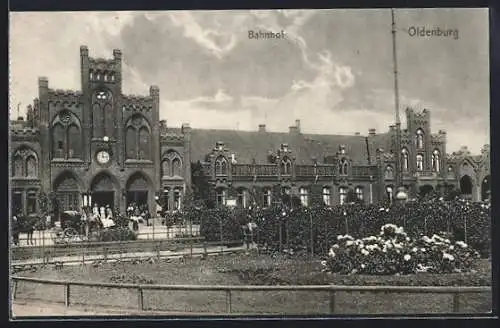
[295,119,301,131]
[289,126,299,133]
[369,128,376,136]
[258,124,266,132]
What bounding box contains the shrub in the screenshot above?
[198,207,244,243]
[100,227,138,242]
[321,224,481,275]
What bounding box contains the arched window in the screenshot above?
[339,187,348,205]
[322,187,331,206]
[401,148,409,172]
[339,158,349,175]
[26,155,38,177]
[125,115,151,160]
[161,159,170,177]
[126,126,136,159]
[355,186,364,201]
[299,187,308,207]
[51,111,82,160]
[172,158,182,176]
[215,156,228,176]
[281,157,292,175]
[67,124,81,158]
[12,148,39,178]
[432,149,440,172]
[416,129,424,149]
[416,154,424,171]
[138,127,150,160]
[161,151,183,177]
[92,89,113,138]
[12,155,23,177]
[385,166,394,179]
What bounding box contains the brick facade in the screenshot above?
[9,46,490,217]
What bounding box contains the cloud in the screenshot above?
[9,10,489,154]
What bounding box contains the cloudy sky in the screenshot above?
[10,9,489,154]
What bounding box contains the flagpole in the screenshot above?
[391,8,403,190]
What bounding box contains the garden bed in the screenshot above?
[13,253,492,315]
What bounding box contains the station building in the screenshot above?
[9,46,490,217]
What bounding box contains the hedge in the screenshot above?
[189,198,490,258]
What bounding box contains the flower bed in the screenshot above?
[322,224,481,275]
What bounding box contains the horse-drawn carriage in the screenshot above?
[52,210,129,244]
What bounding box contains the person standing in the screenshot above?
[12,214,19,246]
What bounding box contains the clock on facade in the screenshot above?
[96,150,111,164]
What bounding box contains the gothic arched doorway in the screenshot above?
[460,175,473,196]
[126,172,152,210]
[53,171,81,212]
[90,172,118,209]
[481,175,490,201]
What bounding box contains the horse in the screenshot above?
[13,215,38,246]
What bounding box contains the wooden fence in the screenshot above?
[11,276,490,315]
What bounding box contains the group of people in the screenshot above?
[127,202,152,231]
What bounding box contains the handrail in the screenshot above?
[11,276,490,314]
[11,276,490,293]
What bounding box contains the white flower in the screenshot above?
[449,245,454,251]
[421,248,426,252]
[361,249,370,256]
[456,241,468,248]
[346,241,354,246]
[332,244,340,249]
[444,239,451,244]
[443,253,455,261]
[321,260,327,266]
[411,247,418,253]
[329,248,336,257]
[361,264,366,269]
[422,236,431,243]
[403,254,411,261]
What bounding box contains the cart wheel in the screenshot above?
[64,228,78,239]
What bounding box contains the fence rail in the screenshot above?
[11,276,490,314]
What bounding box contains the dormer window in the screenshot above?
[281,143,289,153]
[215,156,228,176]
[339,158,349,175]
[281,157,292,175]
[339,145,346,155]
[216,141,224,151]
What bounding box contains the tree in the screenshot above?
[191,161,212,207]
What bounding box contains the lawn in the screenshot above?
[13,252,492,315]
